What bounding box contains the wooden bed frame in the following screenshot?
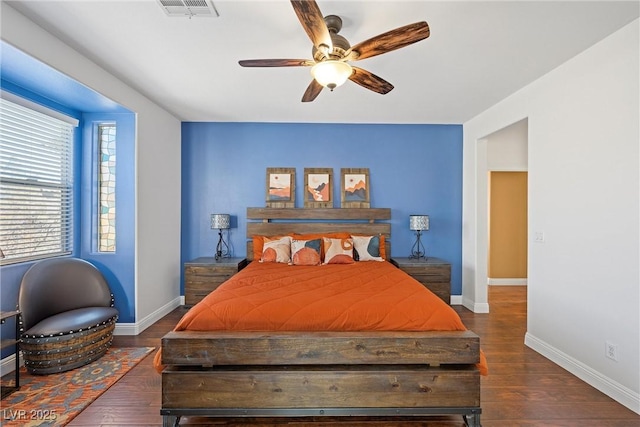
[160,208,482,426]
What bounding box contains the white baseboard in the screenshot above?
[114,296,182,336]
[462,296,490,313]
[450,295,463,305]
[0,353,22,377]
[488,278,527,285]
[525,332,640,415]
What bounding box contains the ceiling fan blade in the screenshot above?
[290,0,332,52]
[239,59,315,67]
[349,67,394,95]
[302,79,323,102]
[344,21,430,61]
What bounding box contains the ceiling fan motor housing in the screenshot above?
[312,15,351,61]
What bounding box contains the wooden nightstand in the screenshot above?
[390,257,452,304]
[184,257,248,306]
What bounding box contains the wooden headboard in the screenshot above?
[246,207,391,261]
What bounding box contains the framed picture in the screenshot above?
[304,168,333,208]
[341,168,370,208]
[266,167,295,208]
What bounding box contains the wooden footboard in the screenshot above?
[160,330,482,426]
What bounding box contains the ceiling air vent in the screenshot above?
[157,0,219,18]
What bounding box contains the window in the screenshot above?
[0,93,77,265]
[97,123,116,252]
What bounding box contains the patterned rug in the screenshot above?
[0,347,154,427]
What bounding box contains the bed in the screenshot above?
[157,208,485,427]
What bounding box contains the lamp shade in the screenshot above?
[210,214,230,230]
[311,60,353,90]
[409,215,429,231]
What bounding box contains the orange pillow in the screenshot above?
[290,232,351,241]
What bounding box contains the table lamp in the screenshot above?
[210,214,230,260]
[409,214,429,259]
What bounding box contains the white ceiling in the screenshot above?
[6,1,639,124]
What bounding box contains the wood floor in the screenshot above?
[67,286,640,426]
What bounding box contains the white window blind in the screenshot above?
[0,95,75,265]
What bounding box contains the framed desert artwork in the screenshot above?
[266,167,295,208]
[304,168,333,208]
[341,168,370,208]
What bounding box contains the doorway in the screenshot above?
[483,118,528,311]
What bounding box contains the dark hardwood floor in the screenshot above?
[67,286,640,426]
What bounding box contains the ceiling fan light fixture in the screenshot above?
[311,60,353,91]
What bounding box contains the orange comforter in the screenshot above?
[155,261,487,374]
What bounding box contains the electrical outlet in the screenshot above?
[534,232,545,243]
[605,341,618,361]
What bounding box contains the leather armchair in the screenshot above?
[18,258,119,374]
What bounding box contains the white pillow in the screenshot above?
[352,235,384,262]
[260,236,292,263]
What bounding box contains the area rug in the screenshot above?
[1,347,154,427]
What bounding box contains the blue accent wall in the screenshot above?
[181,122,463,295]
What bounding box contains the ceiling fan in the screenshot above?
[238,0,430,102]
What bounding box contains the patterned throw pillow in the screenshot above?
[323,237,355,264]
[352,235,384,262]
[291,239,322,266]
[260,236,292,263]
